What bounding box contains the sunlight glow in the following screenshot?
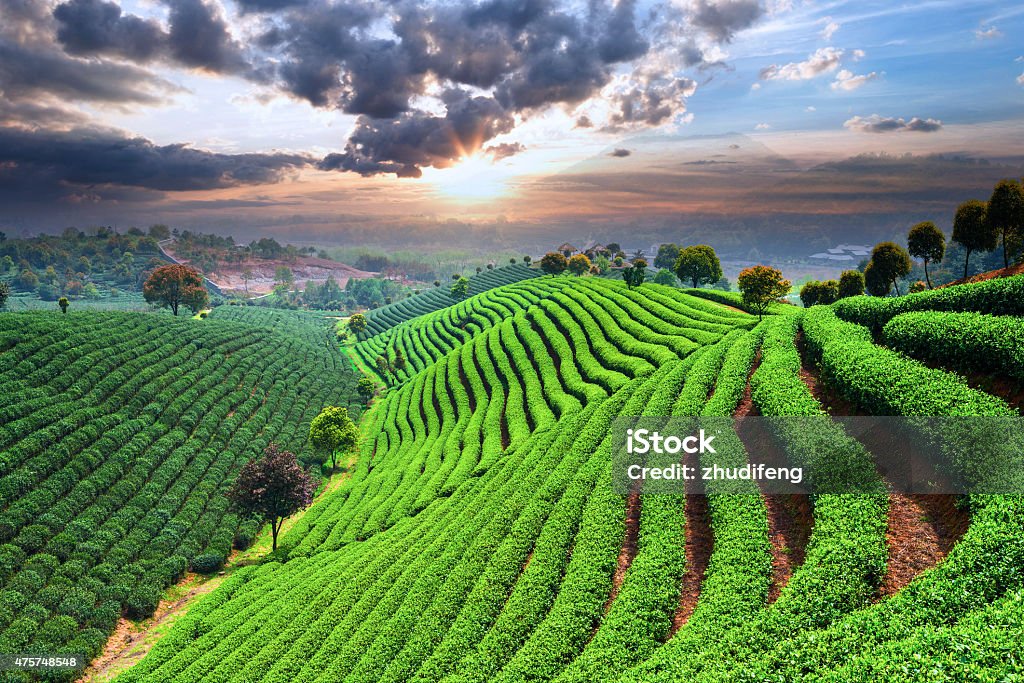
[424,154,513,201]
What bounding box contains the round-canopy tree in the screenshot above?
[864,261,891,296]
[737,265,790,319]
[450,276,469,299]
[952,199,997,280]
[309,406,359,472]
[868,242,912,296]
[58,296,69,314]
[986,179,1024,269]
[653,268,677,286]
[838,269,866,299]
[143,264,208,316]
[227,444,315,551]
[907,221,946,289]
[567,254,591,276]
[540,252,568,276]
[653,243,681,269]
[348,313,368,334]
[674,245,723,289]
[356,376,375,403]
[623,258,648,289]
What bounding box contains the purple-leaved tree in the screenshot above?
[227,443,315,551]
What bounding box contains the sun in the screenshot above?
[424,153,513,201]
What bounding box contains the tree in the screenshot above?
[523,255,532,265]
[817,279,839,305]
[799,281,822,308]
[450,276,470,299]
[868,242,912,296]
[393,348,406,372]
[58,297,69,314]
[623,258,648,289]
[148,224,171,240]
[540,252,568,276]
[909,281,927,293]
[17,269,39,291]
[606,242,621,254]
[737,265,790,320]
[143,264,208,315]
[357,376,375,403]
[0,281,9,308]
[226,444,315,551]
[986,179,1024,268]
[712,277,732,291]
[674,245,722,289]
[567,254,591,276]
[653,243,681,269]
[274,266,294,288]
[510,258,517,265]
[348,313,368,334]
[952,199,997,279]
[241,267,253,294]
[838,270,865,298]
[863,261,891,296]
[653,268,677,286]
[309,406,359,472]
[907,221,946,289]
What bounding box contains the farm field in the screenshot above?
[26,273,1006,683]
[0,310,360,679]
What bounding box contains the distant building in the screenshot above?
[557,243,578,257]
[810,243,870,262]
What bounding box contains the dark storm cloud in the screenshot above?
[844,115,944,134]
[0,38,179,105]
[609,148,632,157]
[318,89,515,178]
[54,0,164,61]
[607,76,697,128]
[689,0,763,43]
[234,0,308,13]
[0,126,311,204]
[485,142,526,160]
[52,0,253,75]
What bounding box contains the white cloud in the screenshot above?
[844,114,943,134]
[755,122,771,130]
[750,82,762,90]
[760,47,844,81]
[832,69,880,91]
[974,25,1002,39]
[805,105,816,112]
[851,49,866,61]
[820,19,840,41]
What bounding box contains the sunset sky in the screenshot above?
[1,0,1023,241]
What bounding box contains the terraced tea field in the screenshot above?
[3,275,1023,681]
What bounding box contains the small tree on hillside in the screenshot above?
[241,267,253,294]
[838,270,865,298]
[738,265,790,320]
[986,179,1024,269]
[392,348,407,372]
[653,268,677,286]
[348,313,368,335]
[623,258,648,289]
[567,254,591,276]
[863,261,891,296]
[309,406,359,472]
[227,444,315,551]
[523,255,532,265]
[0,281,8,309]
[143,264,208,316]
[868,242,912,296]
[952,199,997,279]
[58,297,69,314]
[674,245,722,289]
[540,252,568,276]
[817,279,839,305]
[907,221,946,289]
[451,276,469,299]
[799,281,822,308]
[653,243,681,269]
[357,376,375,403]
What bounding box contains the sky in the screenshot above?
[1,0,1022,246]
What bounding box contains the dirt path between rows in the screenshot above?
[794,330,969,598]
[670,449,712,633]
[604,488,642,613]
